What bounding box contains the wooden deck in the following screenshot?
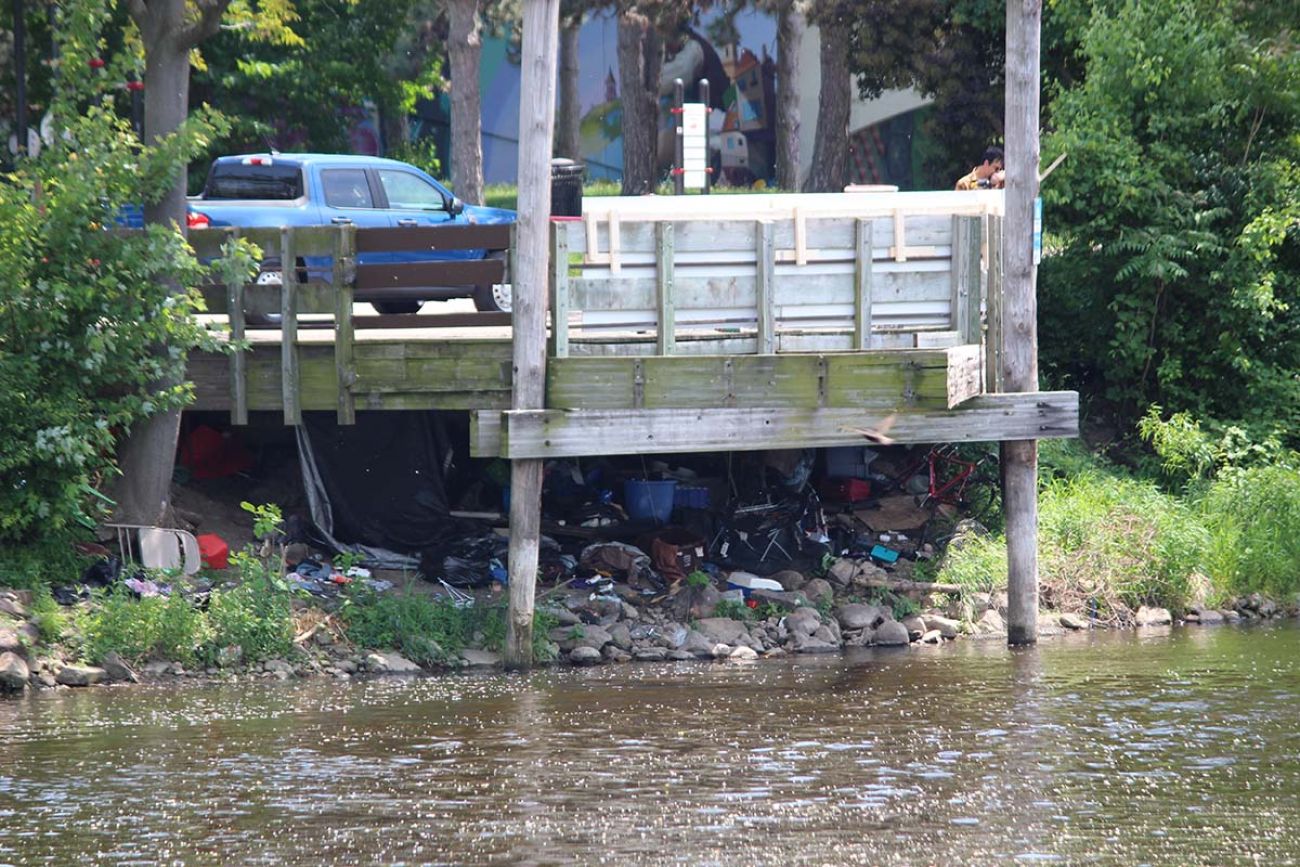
[186,190,1077,457]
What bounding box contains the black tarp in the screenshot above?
[298,411,450,560]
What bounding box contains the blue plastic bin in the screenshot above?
[624,479,677,523]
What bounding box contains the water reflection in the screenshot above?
[2,624,1299,864]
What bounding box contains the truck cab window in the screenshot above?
[378,171,445,211]
[322,169,375,209]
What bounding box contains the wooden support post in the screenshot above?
[332,224,357,424]
[280,227,301,425]
[656,221,676,355]
[755,220,775,353]
[225,227,248,425]
[1002,0,1042,646]
[548,222,570,358]
[854,218,873,350]
[505,0,560,671]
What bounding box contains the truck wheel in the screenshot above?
[373,300,424,315]
[473,251,512,313]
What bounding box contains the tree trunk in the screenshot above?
[616,14,662,195]
[774,1,804,191]
[803,21,849,193]
[447,0,484,205]
[555,18,581,160]
[115,0,229,527]
[112,10,192,526]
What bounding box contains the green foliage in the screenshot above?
[890,595,920,621]
[28,586,69,644]
[193,0,443,167]
[75,588,213,666]
[341,589,556,665]
[1041,0,1300,438]
[712,598,754,621]
[0,1,248,550]
[685,570,711,589]
[207,573,295,663]
[1200,464,1300,601]
[240,501,283,540]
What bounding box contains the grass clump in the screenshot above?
[74,588,212,666]
[341,589,558,665]
[1199,464,1300,601]
[712,598,754,621]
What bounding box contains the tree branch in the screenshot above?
[178,0,232,51]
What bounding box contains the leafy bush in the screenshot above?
[712,599,754,621]
[1200,465,1300,601]
[342,589,557,665]
[0,3,247,551]
[1041,0,1300,438]
[75,588,212,666]
[938,461,1209,619]
[207,576,294,663]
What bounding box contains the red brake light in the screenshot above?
[187,211,210,229]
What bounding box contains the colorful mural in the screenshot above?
[478,8,778,185]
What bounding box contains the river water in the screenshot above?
[2,623,1298,866]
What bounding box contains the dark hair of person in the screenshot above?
[983,146,1004,164]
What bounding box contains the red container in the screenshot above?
[197,533,230,570]
[819,477,872,503]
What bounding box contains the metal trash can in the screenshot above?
[550,158,585,217]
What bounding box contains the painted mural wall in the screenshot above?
[478,7,778,186]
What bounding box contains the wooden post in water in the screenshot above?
[1002,0,1042,645]
[505,0,561,670]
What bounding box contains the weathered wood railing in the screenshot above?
[190,223,512,425]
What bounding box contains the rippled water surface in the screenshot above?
[3,624,1299,865]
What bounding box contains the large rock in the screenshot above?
[0,652,29,690]
[608,622,633,651]
[922,615,961,638]
[974,609,1005,635]
[264,658,296,680]
[874,620,911,646]
[0,627,22,656]
[694,617,750,646]
[365,651,422,674]
[681,630,716,658]
[901,615,927,640]
[786,607,823,637]
[1059,613,1088,631]
[844,627,876,647]
[789,632,840,653]
[1135,606,1172,627]
[801,578,834,605]
[1194,608,1225,625]
[548,624,613,652]
[769,570,808,592]
[0,596,27,619]
[460,649,502,667]
[837,603,886,631]
[101,651,139,683]
[729,645,759,661]
[568,645,602,665]
[632,647,668,662]
[56,664,106,687]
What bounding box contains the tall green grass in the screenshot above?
[938,450,1300,616]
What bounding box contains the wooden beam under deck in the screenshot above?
[470,391,1079,459]
[187,340,983,415]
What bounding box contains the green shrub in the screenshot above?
[342,589,557,665]
[712,599,754,621]
[1199,464,1300,601]
[207,576,294,664]
[938,465,1209,618]
[75,588,211,665]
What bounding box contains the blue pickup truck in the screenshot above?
[186,153,517,313]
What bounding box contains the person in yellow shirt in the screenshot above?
[955,146,1005,190]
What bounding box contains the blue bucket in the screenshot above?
[624,479,677,523]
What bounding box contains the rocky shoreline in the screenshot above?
[3,571,1296,695]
